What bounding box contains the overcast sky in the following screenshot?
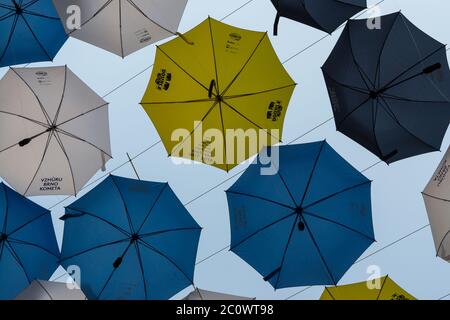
[2,0,450,300]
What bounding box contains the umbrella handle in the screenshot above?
[208,80,216,98]
[273,13,281,36]
[176,32,194,45]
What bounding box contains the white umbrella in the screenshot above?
[15,280,86,300]
[53,0,189,57]
[423,146,450,261]
[183,288,255,300]
[0,66,112,196]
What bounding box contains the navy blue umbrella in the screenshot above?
[60,175,202,300]
[226,141,374,288]
[0,0,67,67]
[322,12,450,163]
[0,182,60,300]
[271,0,367,35]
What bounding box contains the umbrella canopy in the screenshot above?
[271,0,366,35]
[0,0,67,67]
[15,280,86,300]
[183,288,255,300]
[0,66,112,196]
[320,276,416,300]
[322,12,450,164]
[0,183,60,300]
[141,17,296,171]
[423,146,450,262]
[53,0,188,58]
[226,141,374,288]
[59,175,202,300]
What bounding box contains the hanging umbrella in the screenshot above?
[53,0,188,58]
[0,0,67,67]
[271,0,367,35]
[422,146,450,262]
[15,280,86,300]
[141,17,296,171]
[59,175,202,300]
[322,12,450,164]
[0,66,112,196]
[320,276,416,300]
[0,182,60,300]
[226,141,374,288]
[183,288,255,300]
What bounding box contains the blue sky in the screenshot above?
[2,0,450,300]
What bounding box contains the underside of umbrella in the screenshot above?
[183,288,255,300]
[0,0,67,67]
[323,12,450,163]
[0,66,112,196]
[53,0,188,57]
[15,280,86,300]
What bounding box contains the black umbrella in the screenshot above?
[322,12,450,164]
[271,0,367,35]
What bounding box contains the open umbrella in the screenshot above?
[320,276,416,300]
[183,288,255,300]
[322,12,450,164]
[0,0,67,67]
[423,146,450,262]
[271,0,367,35]
[0,182,60,300]
[53,0,188,58]
[141,17,296,171]
[226,141,374,288]
[60,175,201,300]
[15,280,86,300]
[0,66,112,196]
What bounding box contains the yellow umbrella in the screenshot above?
[320,276,416,300]
[141,18,296,171]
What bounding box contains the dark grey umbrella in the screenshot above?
[322,12,450,163]
[271,0,367,35]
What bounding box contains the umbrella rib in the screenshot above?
[0,11,15,22]
[56,102,109,127]
[63,207,131,236]
[380,92,450,104]
[335,96,371,129]
[422,192,450,203]
[220,32,267,97]
[0,14,19,62]
[226,190,295,210]
[4,241,31,283]
[136,184,168,234]
[139,227,202,239]
[169,101,219,157]
[376,275,388,300]
[56,128,112,158]
[372,99,385,160]
[302,211,375,242]
[52,65,68,126]
[20,13,52,61]
[10,68,52,125]
[208,17,220,93]
[138,239,195,285]
[346,26,374,91]
[322,69,370,95]
[118,0,124,58]
[67,0,114,36]
[221,100,282,143]
[324,286,337,300]
[224,83,297,100]
[229,212,297,251]
[378,96,440,151]
[298,141,326,207]
[36,279,54,300]
[53,131,77,195]
[8,238,59,258]
[110,175,135,234]
[302,180,371,210]
[141,98,215,105]
[218,101,229,172]
[436,230,450,258]
[23,130,53,196]
[60,238,130,263]
[126,0,176,35]
[302,217,337,285]
[298,1,328,34]
[7,211,48,237]
[0,109,49,127]
[156,46,210,93]
[133,242,148,299]
[22,0,40,11]
[276,171,299,208]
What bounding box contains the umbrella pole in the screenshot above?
[126,153,141,180]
